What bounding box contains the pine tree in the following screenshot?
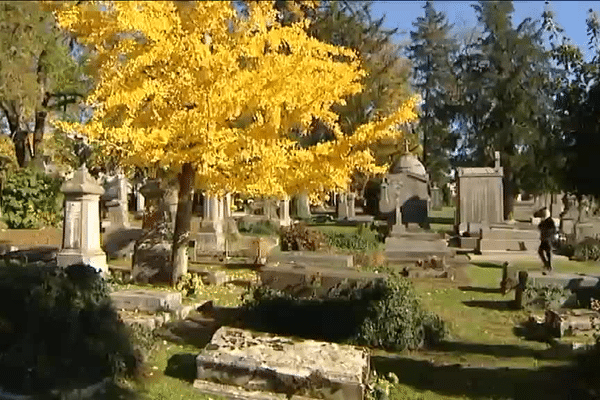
[407,1,459,187]
[455,1,556,218]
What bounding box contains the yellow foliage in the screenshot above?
[54,1,418,197]
[0,135,17,170]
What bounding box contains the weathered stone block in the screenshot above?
[269,251,354,269]
[110,289,182,313]
[260,264,386,297]
[196,327,369,400]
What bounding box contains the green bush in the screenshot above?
[0,263,138,395]
[241,271,447,351]
[324,224,381,252]
[573,238,600,261]
[280,222,328,251]
[1,168,63,229]
[522,283,572,310]
[238,219,279,236]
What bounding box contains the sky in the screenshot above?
[370,1,599,62]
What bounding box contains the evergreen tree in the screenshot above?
[455,1,556,218]
[407,0,459,187]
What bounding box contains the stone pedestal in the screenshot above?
[294,192,312,220]
[279,196,292,226]
[57,165,107,275]
[431,186,443,210]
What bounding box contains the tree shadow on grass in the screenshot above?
[435,341,555,359]
[463,299,515,310]
[471,261,504,269]
[165,353,198,383]
[372,355,589,400]
[459,285,502,294]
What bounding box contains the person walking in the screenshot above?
[538,208,557,273]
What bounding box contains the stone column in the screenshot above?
[348,193,356,219]
[279,196,292,226]
[337,193,349,220]
[223,193,232,219]
[165,188,179,230]
[57,165,107,275]
[135,184,145,213]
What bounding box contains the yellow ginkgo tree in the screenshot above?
[53,0,418,284]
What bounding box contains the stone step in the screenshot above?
[196,327,369,400]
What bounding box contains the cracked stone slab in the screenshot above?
[196,327,369,400]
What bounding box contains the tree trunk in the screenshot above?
[13,130,31,168]
[31,108,47,169]
[170,162,195,286]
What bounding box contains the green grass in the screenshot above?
[114,248,599,400]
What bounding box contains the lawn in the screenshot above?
[111,205,599,399]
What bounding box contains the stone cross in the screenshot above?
[56,164,108,275]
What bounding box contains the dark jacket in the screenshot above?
[539,217,557,242]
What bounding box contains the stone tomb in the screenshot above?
[456,151,504,234]
[259,264,387,297]
[379,153,429,226]
[194,327,370,400]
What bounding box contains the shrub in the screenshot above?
[238,219,279,236]
[0,264,137,395]
[280,222,328,251]
[241,271,447,351]
[324,224,381,252]
[175,272,204,297]
[573,238,600,261]
[522,283,572,310]
[1,168,63,229]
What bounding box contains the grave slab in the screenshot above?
[110,289,182,313]
[260,264,387,297]
[269,251,353,269]
[195,327,369,400]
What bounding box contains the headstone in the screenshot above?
[431,185,443,210]
[165,188,179,230]
[348,192,356,219]
[279,196,292,226]
[195,327,369,400]
[56,165,108,275]
[456,152,504,234]
[337,192,349,220]
[379,154,429,226]
[103,173,130,232]
[294,192,312,220]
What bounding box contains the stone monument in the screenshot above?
[379,150,429,226]
[56,164,108,275]
[102,172,130,232]
[456,151,504,234]
[132,179,172,283]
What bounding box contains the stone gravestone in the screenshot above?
[431,185,443,210]
[102,173,130,233]
[191,195,226,255]
[56,165,108,275]
[278,196,292,226]
[132,180,172,283]
[379,153,429,227]
[293,192,312,220]
[456,151,504,234]
[337,192,349,220]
